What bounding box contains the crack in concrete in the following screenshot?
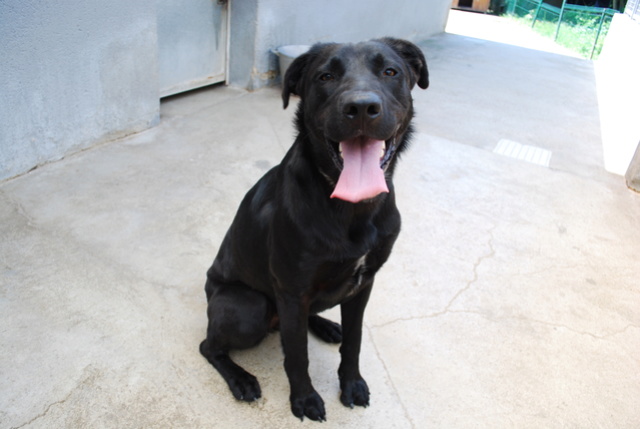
[370,305,639,343]
[372,223,497,329]
[9,389,74,429]
[11,401,62,429]
[462,311,640,340]
[432,224,496,317]
[365,324,417,429]
[9,366,98,429]
[403,307,640,342]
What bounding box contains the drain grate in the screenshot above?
[493,139,552,167]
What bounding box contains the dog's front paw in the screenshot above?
[340,377,370,408]
[227,370,262,402]
[290,390,326,422]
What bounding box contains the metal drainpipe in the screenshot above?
[625,141,640,192]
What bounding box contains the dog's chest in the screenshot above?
[348,255,367,297]
[310,254,369,312]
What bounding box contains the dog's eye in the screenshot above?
[383,68,398,77]
[319,73,335,82]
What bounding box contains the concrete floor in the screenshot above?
[2,11,639,429]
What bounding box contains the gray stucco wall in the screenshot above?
[1,0,448,181]
[0,1,160,181]
[230,0,450,89]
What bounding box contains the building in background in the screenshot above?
[0,0,450,181]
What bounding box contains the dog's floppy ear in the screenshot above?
[282,51,310,109]
[282,43,335,109]
[378,37,429,90]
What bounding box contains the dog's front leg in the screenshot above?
[276,292,326,422]
[338,281,373,408]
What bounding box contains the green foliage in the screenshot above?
[508,7,613,59]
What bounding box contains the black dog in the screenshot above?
[200,38,428,422]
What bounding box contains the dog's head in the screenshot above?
[282,38,428,203]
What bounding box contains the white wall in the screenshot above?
[230,0,451,89]
[0,1,160,181]
[595,13,640,176]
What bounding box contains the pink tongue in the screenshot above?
[330,137,389,203]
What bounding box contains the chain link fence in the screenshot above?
[506,0,619,58]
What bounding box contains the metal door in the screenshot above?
[157,0,228,97]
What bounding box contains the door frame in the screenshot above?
[158,0,231,98]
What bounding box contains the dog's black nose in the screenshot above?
[342,92,382,121]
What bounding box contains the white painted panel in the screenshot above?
[157,0,228,97]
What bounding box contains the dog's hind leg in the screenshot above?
[200,278,274,402]
[308,314,342,343]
